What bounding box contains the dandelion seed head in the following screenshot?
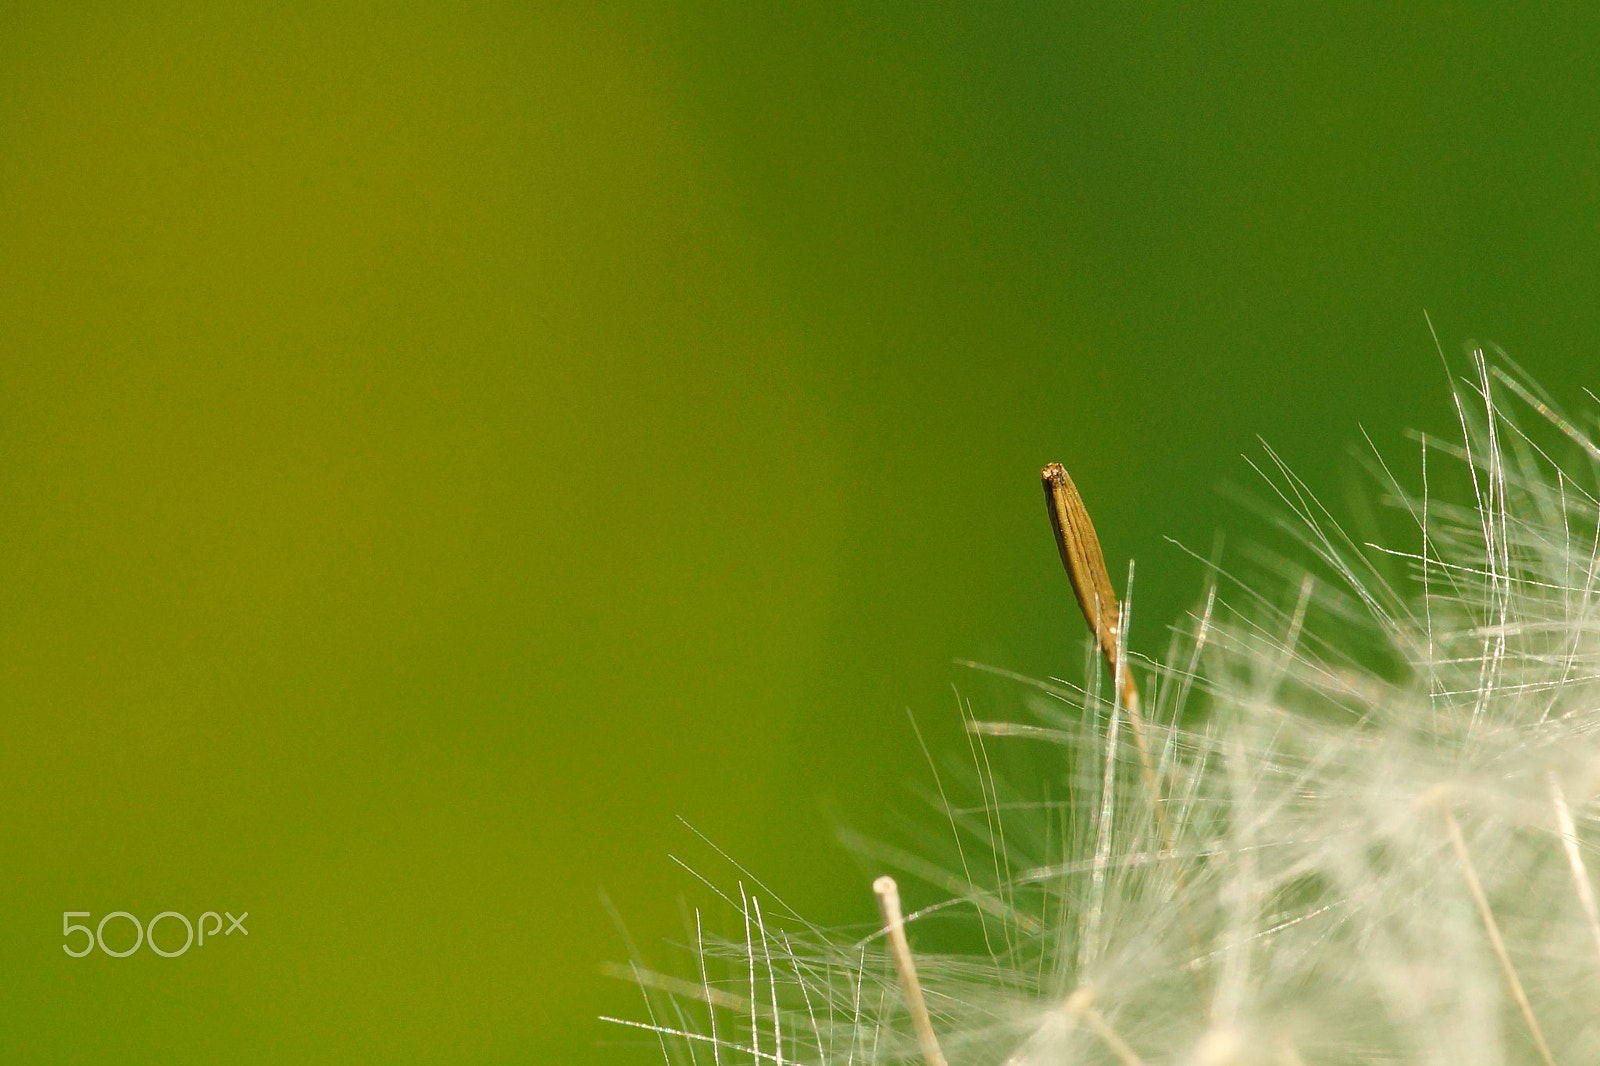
[616,350,1600,1065]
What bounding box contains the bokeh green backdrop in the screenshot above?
[2,4,1597,1062]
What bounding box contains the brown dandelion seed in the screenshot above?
[1041,463,1139,714]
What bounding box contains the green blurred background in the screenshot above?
[2,3,1597,1062]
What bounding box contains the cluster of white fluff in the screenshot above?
[611,350,1600,1065]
